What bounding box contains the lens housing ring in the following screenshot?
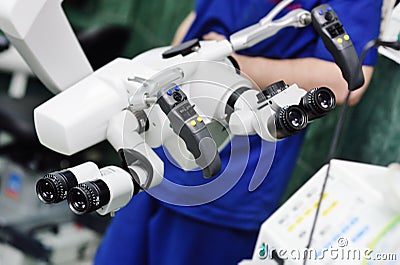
[301,87,336,120]
[271,105,308,139]
[68,183,97,215]
[68,180,110,215]
[36,173,69,204]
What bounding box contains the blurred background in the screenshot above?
[0,0,398,264]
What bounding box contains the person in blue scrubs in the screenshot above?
[95,1,382,264]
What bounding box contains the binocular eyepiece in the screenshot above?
[36,163,135,216]
[36,162,101,204]
[259,82,336,140]
[67,166,134,215]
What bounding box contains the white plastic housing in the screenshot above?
[0,46,31,74]
[268,84,307,111]
[252,107,278,142]
[34,58,156,155]
[68,162,102,183]
[96,166,134,216]
[185,60,253,121]
[0,0,93,93]
[383,163,400,213]
[228,89,260,136]
[229,110,258,136]
[131,41,233,74]
[106,110,140,152]
[125,132,164,189]
[106,110,164,189]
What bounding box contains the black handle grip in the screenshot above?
[157,86,221,178]
[311,4,364,91]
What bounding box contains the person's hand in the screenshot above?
[203,32,227,41]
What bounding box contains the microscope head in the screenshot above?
[33,58,155,155]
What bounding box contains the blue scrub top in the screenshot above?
[145,0,382,231]
[185,0,381,65]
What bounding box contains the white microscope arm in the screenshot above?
[0,0,92,93]
[0,45,32,98]
[33,57,157,155]
[230,0,311,51]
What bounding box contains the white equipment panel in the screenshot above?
[241,160,400,264]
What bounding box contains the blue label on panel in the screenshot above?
[6,173,22,199]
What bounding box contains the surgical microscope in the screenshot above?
[0,0,363,217]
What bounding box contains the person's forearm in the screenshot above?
[172,12,196,46]
[233,54,374,106]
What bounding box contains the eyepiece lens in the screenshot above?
[69,189,89,214]
[36,179,56,203]
[317,90,333,109]
[268,106,308,139]
[288,109,305,128]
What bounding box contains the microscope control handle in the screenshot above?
[311,4,364,91]
[157,86,221,178]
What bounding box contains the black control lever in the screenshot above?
[157,85,221,178]
[311,4,364,91]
